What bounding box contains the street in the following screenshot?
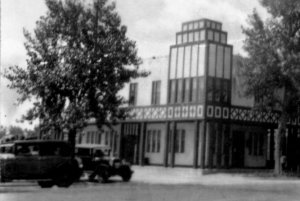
[1,176,300,201]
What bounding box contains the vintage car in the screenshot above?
[75,144,133,183]
[0,140,81,188]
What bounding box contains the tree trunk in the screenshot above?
[68,128,77,158]
[274,113,287,175]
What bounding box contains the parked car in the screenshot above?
[75,144,133,183]
[0,140,82,188]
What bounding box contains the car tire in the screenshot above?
[54,161,79,188]
[120,166,132,182]
[38,180,54,188]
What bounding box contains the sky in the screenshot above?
[0,0,268,129]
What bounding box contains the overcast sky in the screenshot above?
[0,0,268,129]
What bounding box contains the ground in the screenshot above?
[1,166,300,201]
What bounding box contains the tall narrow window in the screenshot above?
[222,80,229,103]
[176,79,183,103]
[175,129,185,153]
[151,81,161,105]
[129,83,138,106]
[215,78,222,102]
[97,132,102,144]
[169,79,176,104]
[190,77,197,102]
[183,78,190,103]
[207,77,214,102]
[198,77,205,102]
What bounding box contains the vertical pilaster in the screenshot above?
[200,120,206,168]
[193,120,200,168]
[163,122,170,167]
[170,122,177,168]
[205,122,210,168]
[139,122,146,166]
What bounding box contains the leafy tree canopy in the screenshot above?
[242,0,300,115]
[241,0,300,174]
[5,0,147,144]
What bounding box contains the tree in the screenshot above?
[8,126,25,140]
[5,0,147,152]
[241,0,300,174]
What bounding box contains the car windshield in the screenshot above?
[0,144,13,154]
[14,142,71,157]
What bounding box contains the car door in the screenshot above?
[39,143,70,178]
[14,143,40,179]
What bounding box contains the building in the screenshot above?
[76,18,300,170]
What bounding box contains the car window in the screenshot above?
[15,144,39,156]
[0,145,13,154]
[39,143,71,157]
[76,148,91,156]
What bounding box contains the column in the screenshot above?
[163,122,170,167]
[200,120,206,168]
[170,122,177,168]
[193,120,200,168]
[139,122,146,166]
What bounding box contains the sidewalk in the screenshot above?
[131,165,300,185]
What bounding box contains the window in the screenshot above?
[183,33,187,43]
[129,83,138,106]
[191,77,197,102]
[208,30,214,40]
[222,80,229,103]
[97,132,102,144]
[215,78,222,102]
[214,32,220,42]
[198,77,205,102]
[208,44,216,76]
[176,79,183,103]
[86,132,90,144]
[175,129,185,153]
[200,30,205,41]
[188,32,193,42]
[194,31,199,42]
[207,77,214,102]
[221,33,226,43]
[169,79,176,104]
[183,78,190,103]
[146,129,161,153]
[151,81,161,105]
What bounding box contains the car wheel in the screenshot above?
[120,166,132,182]
[38,181,54,188]
[54,161,79,188]
[54,170,74,187]
[93,166,109,183]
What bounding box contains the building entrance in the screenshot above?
[232,130,245,168]
[121,124,140,164]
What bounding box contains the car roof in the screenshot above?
[14,140,69,145]
[76,144,110,150]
